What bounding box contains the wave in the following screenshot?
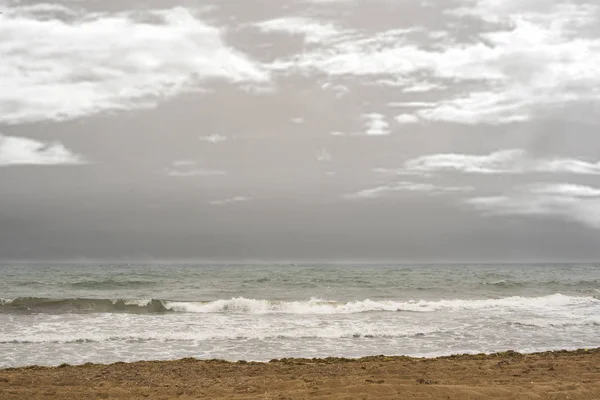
[480,278,600,289]
[4,317,600,345]
[0,298,167,314]
[0,330,437,344]
[482,279,525,288]
[69,279,157,289]
[1,294,598,315]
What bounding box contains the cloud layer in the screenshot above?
[466,183,600,229]
[368,148,600,229]
[0,4,268,125]
[403,150,600,175]
[259,0,600,125]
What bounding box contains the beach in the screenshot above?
[2,349,600,399]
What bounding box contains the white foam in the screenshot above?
[163,294,599,314]
[0,5,268,125]
[0,325,441,344]
[122,299,154,307]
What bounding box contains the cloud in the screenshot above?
[0,133,86,166]
[465,183,600,228]
[362,113,390,136]
[530,183,600,198]
[330,113,392,137]
[260,1,600,124]
[394,114,420,124]
[209,196,250,205]
[372,167,427,177]
[389,102,437,108]
[0,5,268,125]
[402,82,447,93]
[254,17,344,44]
[534,159,600,175]
[166,160,226,177]
[405,149,526,174]
[199,134,227,144]
[402,149,600,175]
[321,82,351,98]
[346,181,473,199]
[346,182,435,199]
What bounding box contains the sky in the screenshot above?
[1,0,600,262]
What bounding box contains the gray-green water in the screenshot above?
[1,263,599,367]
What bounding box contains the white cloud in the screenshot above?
[405,149,526,174]
[403,149,600,175]
[199,134,227,144]
[330,113,391,137]
[0,5,268,125]
[402,82,446,93]
[362,113,390,136]
[465,184,600,228]
[394,114,420,124]
[166,160,226,177]
[209,196,250,205]
[321,82,351,97]
[388,102,437,108]
[346,181,473,199]
[260,0,600,124]
[347,182,436,199]
[530,183,600,198]
[534,158,600,175]
[415,89,532,125]
[0,133,85,166]
[372,167,428,177]
[254,17,344,44]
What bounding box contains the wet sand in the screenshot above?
[1,349,600,399]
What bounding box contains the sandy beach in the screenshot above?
[1,349,599,399]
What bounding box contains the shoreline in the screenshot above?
[2,347,600,371]
[2,348,600,399]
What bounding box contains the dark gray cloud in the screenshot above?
[1,0,600,261]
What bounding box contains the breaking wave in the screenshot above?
[1,294,598,315]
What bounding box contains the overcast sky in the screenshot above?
[1,0,600,262]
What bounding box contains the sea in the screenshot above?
[1,263,599,368]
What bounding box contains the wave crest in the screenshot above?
[1,294,597,315]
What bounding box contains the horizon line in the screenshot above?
[1,259,598,265]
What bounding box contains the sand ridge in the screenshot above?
[2,349,600,399]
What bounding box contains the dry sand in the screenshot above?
[2,349,600,399]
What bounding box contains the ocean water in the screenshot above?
[1,263,599,368]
